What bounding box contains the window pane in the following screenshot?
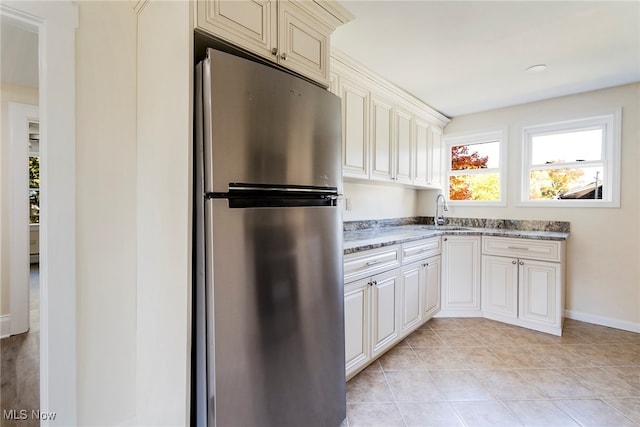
[531,129,602,165]
[30,189,40,224]
[29,156,40,224]
[529,166,604,200]
[449,173,500,201]
[29,156,40,189]
[451,141,499,170]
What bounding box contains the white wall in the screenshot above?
[136,1,193,425]
[75,2,137,424]
[343,181,418,221]
[0,84,38,317]
[418,83,640,330]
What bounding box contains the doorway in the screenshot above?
[1,14,41,422]
[0,3,78,424]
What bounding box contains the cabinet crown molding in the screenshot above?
[313,0,355,24]
[331,48,450,127]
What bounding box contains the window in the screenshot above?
[445,129,506,205]
[521,111,620,207]
[29,155,40,224]
[29,120,40,224]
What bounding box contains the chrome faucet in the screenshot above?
[435,194,448,226]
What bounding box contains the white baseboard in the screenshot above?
[434,310,483,318]
[0,314,10,338]
[565,309,640,333]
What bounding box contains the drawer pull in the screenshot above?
[366,260,381,266]
[507,246,529,250]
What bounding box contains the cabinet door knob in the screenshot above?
[280,52,287,61]
[443,238,448,242]
[512,260,517,264]
[519,261,524,266]
[271,48,278,55]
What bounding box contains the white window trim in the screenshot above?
[519,109,621,208]
[445,128,507,207]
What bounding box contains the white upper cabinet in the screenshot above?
[331,52,449,187]
[197,0,352,86]
[339,76,370,179]
[370,95,394,182]
[413,118,431,187]
[277,1,330,84]
[395,106,413,184]
[429,126,444,188]
[198,0,275,57]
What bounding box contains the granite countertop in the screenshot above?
[344,222,570,255]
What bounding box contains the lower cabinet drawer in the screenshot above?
[401,237,441,265]
[344,245,401,283]
[482,236,562,262]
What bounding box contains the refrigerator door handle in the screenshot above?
[228,184,339,194]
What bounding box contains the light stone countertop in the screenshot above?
[343,225,569,255]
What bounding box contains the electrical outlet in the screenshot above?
[345,198,352,211]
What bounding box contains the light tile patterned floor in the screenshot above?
[344,317,640,427]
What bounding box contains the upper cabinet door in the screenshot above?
[340,76,370,179]
[395,107,413,184]
[197,0,352,87]
[413,118,430,187]
[278,0,331,85]
[197,0,276,60]
[370,95,394,182]
[429,126,444,188]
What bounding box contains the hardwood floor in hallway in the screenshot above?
[1,265,40,427]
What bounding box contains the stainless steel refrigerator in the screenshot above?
[194,48,346,427]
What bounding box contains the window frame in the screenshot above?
[444,128,507,207]
[519,110,621,208]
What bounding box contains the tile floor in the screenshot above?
[2,279,639,427]
[344,317,640,427]
[1,265,40,427]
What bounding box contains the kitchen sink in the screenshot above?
[421,225,473,231]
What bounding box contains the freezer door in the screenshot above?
[205,199,346,427]
[201,49,342,193]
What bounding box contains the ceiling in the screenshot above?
[1,16,39,89]
[332,1,640,117]
[2,2,638,115]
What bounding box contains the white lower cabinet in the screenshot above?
[400,262,423,333]
[344,277,369,375]
[400,255,441,334]
[519,259,562,329]
[481,237,565,335]
[344,237,441,379]
[423,256,441,319]
[370,269,401,356]
[344,267,400,379]
[481,255,518,319]
[440,235,481,316]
